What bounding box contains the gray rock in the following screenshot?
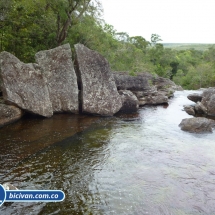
[145,92,168,105]
[133,90,168,106]
[75,44,122,116]
[184,105,195,116]
[113,72,179,99]
[133,87,158,98]
[0,104,23,127]
[187,93,203,103]
[194,102,207,114]
[179,117,215,133]
[0,52,53,117]
[201,87,215,116]
[118,90,139,113]
[113,71,150,91]
[153,76,180,97]
[35,44,79,113]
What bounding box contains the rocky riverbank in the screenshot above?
[179,88,215,133]
[0,43,182,127]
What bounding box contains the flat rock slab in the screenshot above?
[0,104,23,127]
[179,117,215,133]
[75,44,122,116]
[0,52,52,117]
[35,44,79,113]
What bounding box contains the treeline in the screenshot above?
[1,0,215,90]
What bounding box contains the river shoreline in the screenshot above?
[1,90,215,214]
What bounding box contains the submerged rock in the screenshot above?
[74,44,122,116]
[0,104,23,127]
[118,90,139,113]
[179,117,215,133]
[187,93,203,103]
[35,44,79,113]
[0,52,53,117]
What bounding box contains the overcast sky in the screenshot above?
[101,0,215,43]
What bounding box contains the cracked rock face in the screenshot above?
[0,52,53,117]
[75,44,122,116]
[35,44,79,113]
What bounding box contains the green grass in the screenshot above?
[163,43,215,51]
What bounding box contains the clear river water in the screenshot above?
[1,90,215,215]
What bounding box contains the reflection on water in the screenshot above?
[1,91,215,215]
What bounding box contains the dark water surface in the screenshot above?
[1,91,215,215]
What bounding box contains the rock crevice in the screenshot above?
[74,44,122,116]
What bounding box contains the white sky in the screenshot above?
[101,0,215,43]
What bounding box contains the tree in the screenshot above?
[46,0,102,46]
[150,33,162,46]
[0,0,101,61]
[129,36,150,53]
[0,0,12,51]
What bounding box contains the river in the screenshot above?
[1,90,215,215]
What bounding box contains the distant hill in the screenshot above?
[162,43,215,51]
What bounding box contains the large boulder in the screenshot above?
[201,88,215,116]
[0,52,53,117]
[179,117,215,133]
[74,44,122,116]
[118,90,139,113]
[0,104,23,127]
[35,44,79,113]
[187,93,203,103]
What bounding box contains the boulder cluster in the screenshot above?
[179,89,215,133]
[0,43,180,127]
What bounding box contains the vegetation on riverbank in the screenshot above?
[1,0,215,90]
